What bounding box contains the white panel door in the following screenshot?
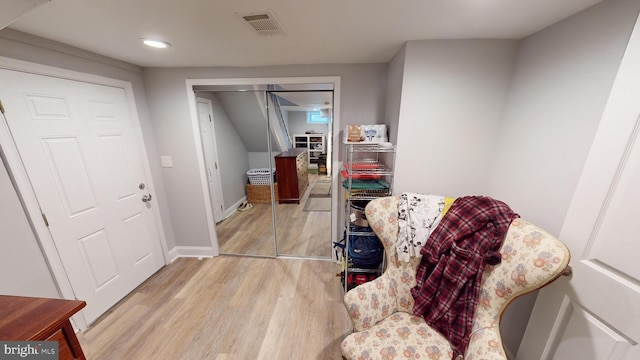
[518,15,640,360]
[197,98,224,222]
[0,69,165,325]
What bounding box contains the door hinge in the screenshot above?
[0,99,5,114]
[209,114,212,122]
[215,162,218,170]
[42,213,49,227]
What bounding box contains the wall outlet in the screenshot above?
[160,156,173,168]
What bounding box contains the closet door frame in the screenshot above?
[185,76,342,257]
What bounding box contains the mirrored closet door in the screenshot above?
[193,83,334,259]
[196,88,276,257]
[268,90,334,258]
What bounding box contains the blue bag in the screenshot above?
[347,230,383,268]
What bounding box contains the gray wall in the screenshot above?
[394,39,518,197]
[389,39,521,352]
[0,29,176,250]
[0,155,59,298]
[0,2,636,350]
[489,0,640,235]
[216,91,269,152]
[384,43,406,145]
[142,64,388,248]
[493,1,640,354]
[0,29,176,297]
[248,152,272,169]
[288,111,329,136]
[387,0,639,355]
[197,92,249,209]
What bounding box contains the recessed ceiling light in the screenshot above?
[142,39,171,49]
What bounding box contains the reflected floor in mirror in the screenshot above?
[216,173,332,257]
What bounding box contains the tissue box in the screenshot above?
[361,125,387,143]
[345,124,388,143]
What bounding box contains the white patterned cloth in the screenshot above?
[397,193,445,262]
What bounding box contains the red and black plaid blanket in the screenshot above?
[410,196,519,359]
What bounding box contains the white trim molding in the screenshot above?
[168,246,216,262]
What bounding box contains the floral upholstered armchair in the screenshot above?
[341,196,570,360]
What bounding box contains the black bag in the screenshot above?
[347,231,383,268]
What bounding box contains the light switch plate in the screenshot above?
[160,156,173,168]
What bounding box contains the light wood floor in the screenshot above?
[216,174,332,258]
[78,256,352,359]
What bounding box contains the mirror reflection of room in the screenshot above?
[272,91,332,258]
[195,87,333,258]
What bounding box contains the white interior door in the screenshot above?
[518,14,640,360]
[0,69,165,325]
[197,97,224,222]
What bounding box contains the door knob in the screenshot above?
[142,194,152,203]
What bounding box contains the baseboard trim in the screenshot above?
[168,246,216,262]
[505,346,515,360]
[223,196,247,219]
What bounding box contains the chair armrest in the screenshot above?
[464,326,508,360]
[343,271,399,331]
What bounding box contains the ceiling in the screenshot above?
[5,0,603,68]
[273,91,333,111]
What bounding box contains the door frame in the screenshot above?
[196,97,225,222]
[185,76,342,256]
[0,56,170,327]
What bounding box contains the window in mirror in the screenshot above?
[307,110,328,124]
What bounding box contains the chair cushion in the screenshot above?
[341,312,453,360]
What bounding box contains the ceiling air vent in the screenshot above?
[238,11,285,36]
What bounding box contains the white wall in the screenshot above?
[0,156,59,298]
[394,39,518,197]
[142,64,387,248]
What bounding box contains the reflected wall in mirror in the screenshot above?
[196,90,276,257]
[192,83,334,259]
